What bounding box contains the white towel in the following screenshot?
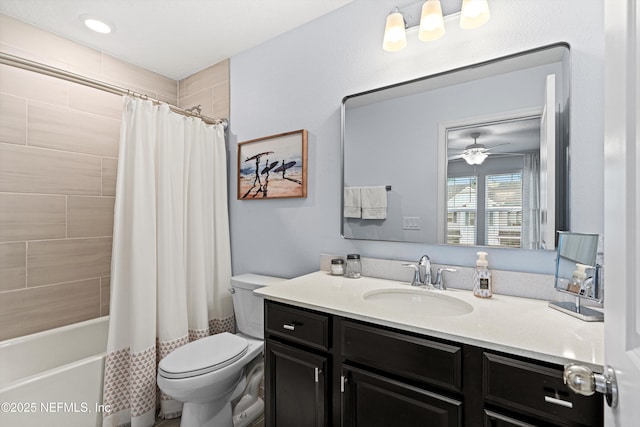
[361,186,387,219]
[343,187,361,218]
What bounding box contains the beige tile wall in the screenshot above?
[178,59,230,120]
[0,13,230,341]
[0,14,177,341]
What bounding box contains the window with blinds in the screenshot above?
[485,172,523,248]
[446,176,477,245]
[447,172,523,247]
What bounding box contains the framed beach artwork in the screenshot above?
[237,129,308,199]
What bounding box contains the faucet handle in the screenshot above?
[435,267,457,290]
[402,263,422,286]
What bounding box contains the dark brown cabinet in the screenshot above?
[341,365,462,427]
[265,340,328,427]
[264,300,603,427]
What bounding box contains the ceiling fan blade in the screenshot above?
[484,142,511,151]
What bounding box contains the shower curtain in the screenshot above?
[102,97,233,427]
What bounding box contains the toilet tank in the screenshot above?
[231,273,285,339]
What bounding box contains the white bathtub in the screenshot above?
[0,316,109,427]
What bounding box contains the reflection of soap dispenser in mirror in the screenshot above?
[473,251,492,298]
[566,263,588,294]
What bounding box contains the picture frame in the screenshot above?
[237,129,308,200]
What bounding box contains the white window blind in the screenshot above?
[485,172,523,248]
[446,176,477,245]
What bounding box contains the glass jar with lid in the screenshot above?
[344,254,362,279]
[330,258,344,276]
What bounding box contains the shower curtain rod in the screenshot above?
[0,52,228,129]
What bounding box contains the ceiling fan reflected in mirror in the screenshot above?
[449,132,509,165]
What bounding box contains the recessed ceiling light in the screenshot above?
[81,15,114,34]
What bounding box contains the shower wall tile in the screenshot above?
[0,14,234,338]
[0,42,74,75]
[67,196,115,238]
[179,89,214,117]
[102,54,177,102]
[178,59,230,121]
[28,102,120,157]
[181,60,229,98]
[100,276,110,316]
[0,93,27,145]
[68,84,123,120]
[0,278,100,340]
[0,143,102,195]
[27,238,112,287]
[0,242,26,292]
[213,80,230,106]
[102,158,118,196]
[213,100,231,123]
[0,64,67,107]
[0,193,66,242]
[0,14,102,76]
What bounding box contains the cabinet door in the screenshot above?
[341,365,462,427]
[265,339,328,427]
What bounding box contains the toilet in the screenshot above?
[157,273,285,427]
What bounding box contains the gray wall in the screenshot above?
[229,0,604,278]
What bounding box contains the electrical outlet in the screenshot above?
[402,216,420,230]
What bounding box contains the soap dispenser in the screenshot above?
[473,251,492,298]
[567,263,588,294]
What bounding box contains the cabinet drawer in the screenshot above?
[265,302,329,351]
[483,353,603,427]
[341,320,462,392]
[342,364,462,427]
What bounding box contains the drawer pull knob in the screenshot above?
[544,396,573,408]
[283,324,296,331]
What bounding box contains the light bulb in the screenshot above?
[383,11,407,52]
[460,0,491,30]
[419,0,445,42]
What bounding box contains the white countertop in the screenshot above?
[256,271,604,370]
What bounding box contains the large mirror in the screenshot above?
[342,43,570,250]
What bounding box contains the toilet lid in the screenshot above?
[158,332,248,379]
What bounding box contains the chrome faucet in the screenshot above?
[418,255,431,287]
[403,257,457,289]
[434,267,457,290]
[403,255,432,287]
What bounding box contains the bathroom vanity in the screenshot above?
[257,272,604,427]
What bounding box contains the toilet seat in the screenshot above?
[158,332,248,379]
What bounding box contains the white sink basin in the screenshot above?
[362,288,473,317]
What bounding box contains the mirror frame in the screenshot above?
[340,42,571,249]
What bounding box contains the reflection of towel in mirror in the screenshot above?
[344,187,361,218]
[361,186,387,219]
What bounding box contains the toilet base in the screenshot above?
[178,378,246,427]
[232,397,264,427]
[180,400,233,427]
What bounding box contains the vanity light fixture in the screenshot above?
[81,15,114,34]
[383,0,490,52]
[460,0,491,29]
[383,8,408,52]
[419,0,446,41]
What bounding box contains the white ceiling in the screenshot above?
[447,117,542,156]
[0,0,353,80]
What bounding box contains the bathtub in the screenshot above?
[0,316,109,427]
